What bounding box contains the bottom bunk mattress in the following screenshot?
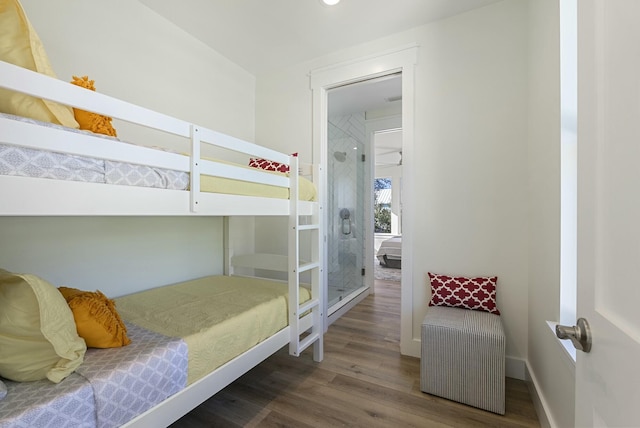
[0,323,187,428]
[114,275,311,385]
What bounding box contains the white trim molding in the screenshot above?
[310,44,418,354]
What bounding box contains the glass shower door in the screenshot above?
[327,122,366,311]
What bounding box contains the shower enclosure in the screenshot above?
[327,121,367,312]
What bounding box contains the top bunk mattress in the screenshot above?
[0,114,316,201]
[114,275,311,385]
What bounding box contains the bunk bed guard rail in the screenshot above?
[0,60,300,216]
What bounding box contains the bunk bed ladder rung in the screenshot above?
[297,332,321,355]
[298,261,320,273]
[298,298,319,314]
[289,157,323,362]
[298,223,319,231]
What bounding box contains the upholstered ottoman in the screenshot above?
[420,306,505,414]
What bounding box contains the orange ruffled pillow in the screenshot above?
[69,76,117,137]
[58,286,130,348]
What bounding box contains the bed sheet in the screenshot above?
[76,323,187,428]
[0,323,187,428]
[0,142,106,184]
[0,373,95,428]
[114,275,311,385]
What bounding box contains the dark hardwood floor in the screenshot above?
[171,280,540,427]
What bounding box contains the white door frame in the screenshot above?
[310,44,417,353]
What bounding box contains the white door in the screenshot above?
[576,1,640,426]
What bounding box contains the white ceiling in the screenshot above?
[328,73,402,117]
[139,0,502,75]
[328,75,403,166]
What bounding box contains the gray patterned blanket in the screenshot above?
[0,113,190,190]
[0,323,187,428]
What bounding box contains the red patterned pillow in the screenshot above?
[427,272,500,315]
[248,153,297,173]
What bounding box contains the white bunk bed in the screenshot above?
[0,60,324,427]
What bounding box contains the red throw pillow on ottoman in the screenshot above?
[427,272,500,315]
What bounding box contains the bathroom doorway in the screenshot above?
[311,44,416,349]
[326,74,402,320]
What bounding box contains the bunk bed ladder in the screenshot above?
[288,156,324,362]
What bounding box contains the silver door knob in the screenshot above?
[556,318,592,353]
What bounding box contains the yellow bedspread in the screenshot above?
[114,275,310,385]
[199,160,317,201]
[200,173,316,201]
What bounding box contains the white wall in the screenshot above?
[21,0,255,146]
[416,0,529,365]
[2,0,257,297]
[527,1,575,427]
[256,0,530,366]
[0,217,223,298]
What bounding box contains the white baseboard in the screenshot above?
[404,338,421,358]
[506,356,526,380]
[525,361,554,428]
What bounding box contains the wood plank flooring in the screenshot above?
[171,280,540,427]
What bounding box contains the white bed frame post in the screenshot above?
[190,125,201,213]
[288,156,324,361]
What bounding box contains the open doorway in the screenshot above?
[325,73,402,323]
[373,128,402,282]
[310,45,417,352]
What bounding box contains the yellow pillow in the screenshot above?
[0,0,78,128]
[69,75,118,137]
[59,286,130,348]
[0,269,86,383]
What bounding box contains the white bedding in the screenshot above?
[377,236,402,267]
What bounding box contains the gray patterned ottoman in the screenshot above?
[420,306,505,414]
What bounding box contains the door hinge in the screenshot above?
[361,268,365,276]
[361,154,366,162]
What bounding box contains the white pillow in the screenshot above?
[0,269,86,383]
